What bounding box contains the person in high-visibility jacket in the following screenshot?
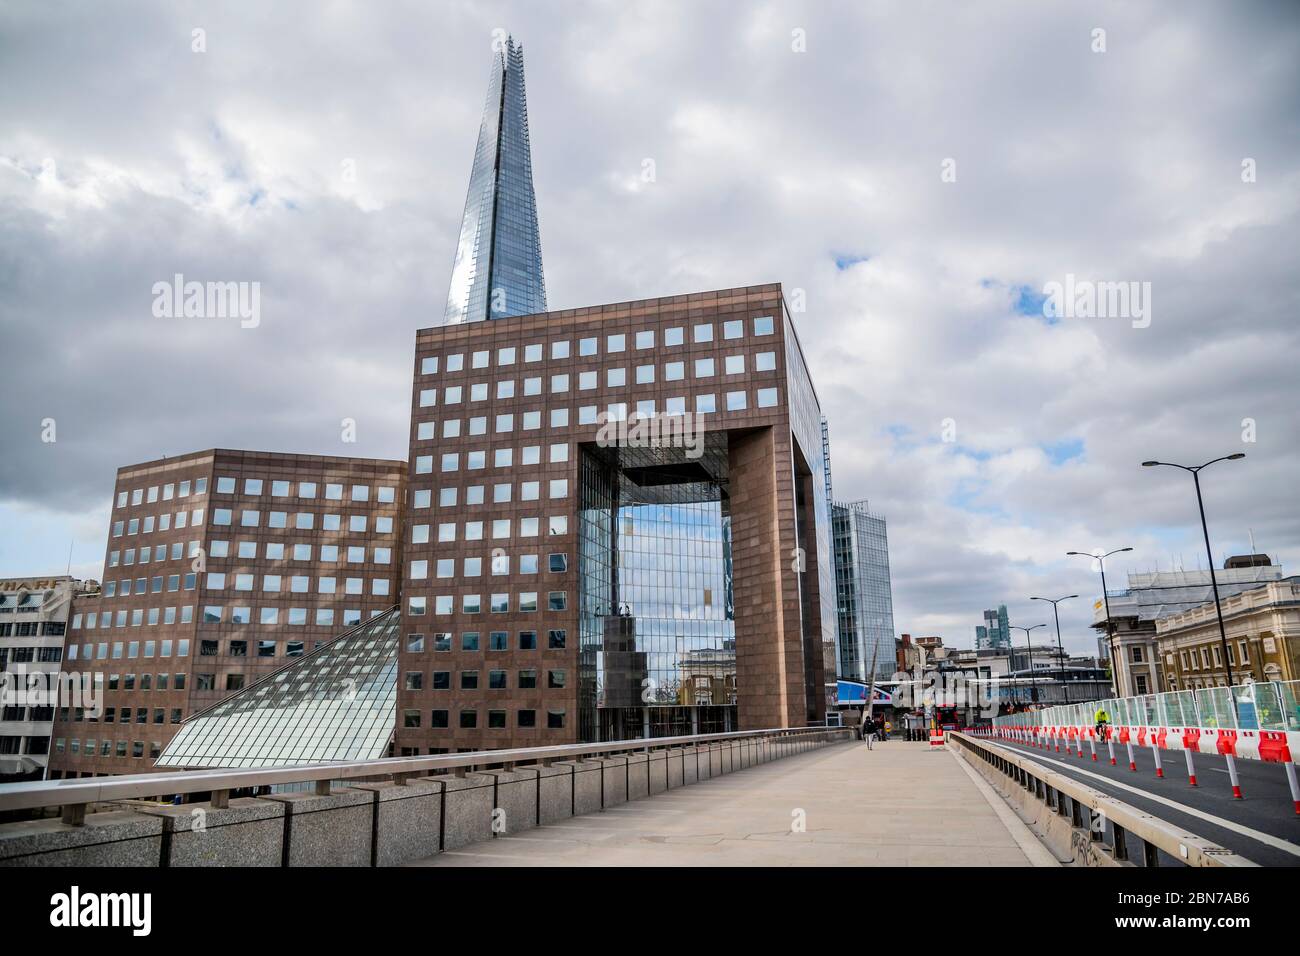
[1094,707,1110,738]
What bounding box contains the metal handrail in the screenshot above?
[0,725,849,816]
[949,732,1255,867]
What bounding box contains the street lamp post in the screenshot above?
[1067,547,1133,695]
[1142,454,1245,686]
[1031,595,1078,703]
[1010,624,1046,704]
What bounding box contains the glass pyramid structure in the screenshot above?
[443,37,547,324]
[157,609,400,769]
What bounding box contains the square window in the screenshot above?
[753,315,775,335]
[726,390,748,411]
[635,330,654,349]
[723,319,743,339]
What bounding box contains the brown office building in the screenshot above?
[47,449,406,777]
[395,283,838,754]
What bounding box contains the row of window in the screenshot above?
[405,592,568,615]
[1175,640,1252,671]
[57,738,169,759]
[406,513,570,538]
[103,573,195,598]
[197,604,380,625]
[409,553,567,578]
[415,390,780,427]
[70,605,382,634]
[0,622,65,638]
[0,647,62,665]
[418,316,776,377]
[403,708,567,730]
[210,509,397,531]
[212,478,397,502]
[65,707,177,725]
[108,540,200,568]
[408,481,567,514]
[204,571,392,593]
[405,629,567,652]
[67,636,190,658]
[112,509,204,537]
[404,668,566,691]
[115,478,206,510]
[415,353,776,407]
[210,539,390,559]
[72,672,185,691]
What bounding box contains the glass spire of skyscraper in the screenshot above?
[443,37,547,324]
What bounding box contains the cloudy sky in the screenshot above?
[2,1,1297,654]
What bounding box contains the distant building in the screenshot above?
[443,37,547,324]
[0,576,96,780]
[832,500,896,681]
[47,449,406,777]
[1156,576,1300,690]
[975,605,1010,650]
[1091,557,1285,696]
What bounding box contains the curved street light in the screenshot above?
[1067,547,1133,694]
[1031,595,1079,703]
[1142,453,1245,685]
[1009,623,1046,705]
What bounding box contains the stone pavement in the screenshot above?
[409,738,1058,866]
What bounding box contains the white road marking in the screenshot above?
[999,744,1300,858]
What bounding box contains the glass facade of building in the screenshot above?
[832,501,896,682]
[157,608,400,768]
[443,38,547,325]
[578,439,736,741]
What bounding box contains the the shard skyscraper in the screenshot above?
[443,37,547,324]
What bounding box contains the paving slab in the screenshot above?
[407,740,1047,866]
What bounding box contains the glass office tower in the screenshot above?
[443,37,547,325]
[832,500,896,681]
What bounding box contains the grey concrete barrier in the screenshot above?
[0,728,852,866]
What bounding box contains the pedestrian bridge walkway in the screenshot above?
[411,739,1055,867]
